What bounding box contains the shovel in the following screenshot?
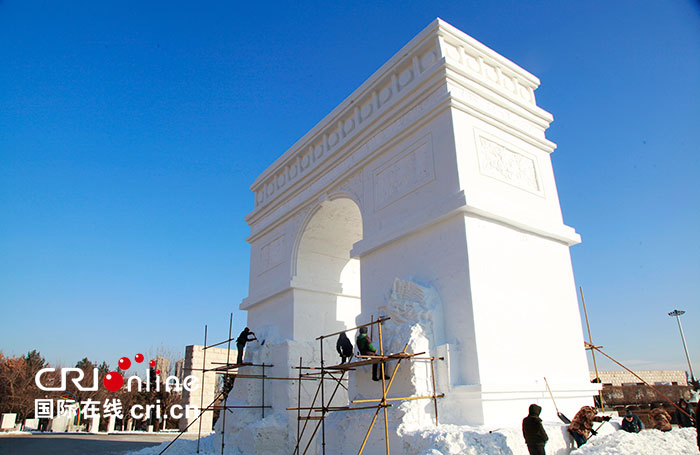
[544,377,571,424]
[586,419,609,440]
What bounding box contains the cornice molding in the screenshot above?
[248,19,550,217]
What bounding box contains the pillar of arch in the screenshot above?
[240,18,599,428]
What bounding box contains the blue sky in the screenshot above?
[1,1,698,376]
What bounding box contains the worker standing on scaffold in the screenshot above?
[336,332,353,364]
[356,327,389,382]
[236,327,257,365]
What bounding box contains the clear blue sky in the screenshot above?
[1,1,698,375]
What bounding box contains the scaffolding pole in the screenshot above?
[288,318,444,455]
[580,286,606,411]
[176,315,443,455]
[196,325,207,453]
[221,313,233,455]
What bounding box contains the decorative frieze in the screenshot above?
[374,135,435,211]
[476,134,541,195]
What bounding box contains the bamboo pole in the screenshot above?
[261,363,266,419]
[352,394,445,404]
[158,387,228,455]
[430,358,439,426]
[316,317,390,340]
[580,286,605,411]
[580,286,599,380]
[320,337,326,455]
[358,405,384,455]
[302,370,348,455]
[221,313,233,455]
[378,320,390,455]
[297,357,302,454]
[218,405,271,410]
[196,325,207,454]
[357,344,407,455]
[294,373,323,455]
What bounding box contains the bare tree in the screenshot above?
[0,350,50,423]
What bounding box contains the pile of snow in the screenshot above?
[131,437,212,455]
[571,428,697,455]
[130,425,698,455]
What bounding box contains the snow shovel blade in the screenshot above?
[557,412,571,424]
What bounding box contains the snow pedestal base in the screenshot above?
[441,382,602,428]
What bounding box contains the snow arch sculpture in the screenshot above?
[239,18,599,439]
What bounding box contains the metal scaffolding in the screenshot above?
[288,317,444,455]
[159,314,443,455]
[159,313,304,455]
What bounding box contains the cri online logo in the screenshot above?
[35,353,199,393]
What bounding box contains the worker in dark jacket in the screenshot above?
[695,400,700,452]
[235,327,257,365]
[356,327,388,381]
[522,404,548,455]
[336,332,353,364]
[675,398,694,428]
[620,408,644,433]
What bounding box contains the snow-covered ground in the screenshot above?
[129,425,698,455]
[570,427,697,455]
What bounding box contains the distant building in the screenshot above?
[174,359,185,382]
[590,370,688,387]
[154,357,170,382]
[180,345,237,433]
[590,370,692,425]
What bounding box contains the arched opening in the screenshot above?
[294,197,362,336]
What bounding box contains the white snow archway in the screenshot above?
[293,197,363,336]
[239,19,600,432]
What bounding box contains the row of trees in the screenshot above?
[0,350,183,430]
[0,350,48,422]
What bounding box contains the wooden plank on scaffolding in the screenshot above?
[330,351,423,370]
[316,317,391,340]
[352,394,445,404]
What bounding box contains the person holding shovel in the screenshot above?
[567,406,610,448]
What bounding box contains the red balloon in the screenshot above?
[118,357,131,370]
[134,353,144,363]
[149,360,156,368]
[156,369,161,375]
[103,372,124,392]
